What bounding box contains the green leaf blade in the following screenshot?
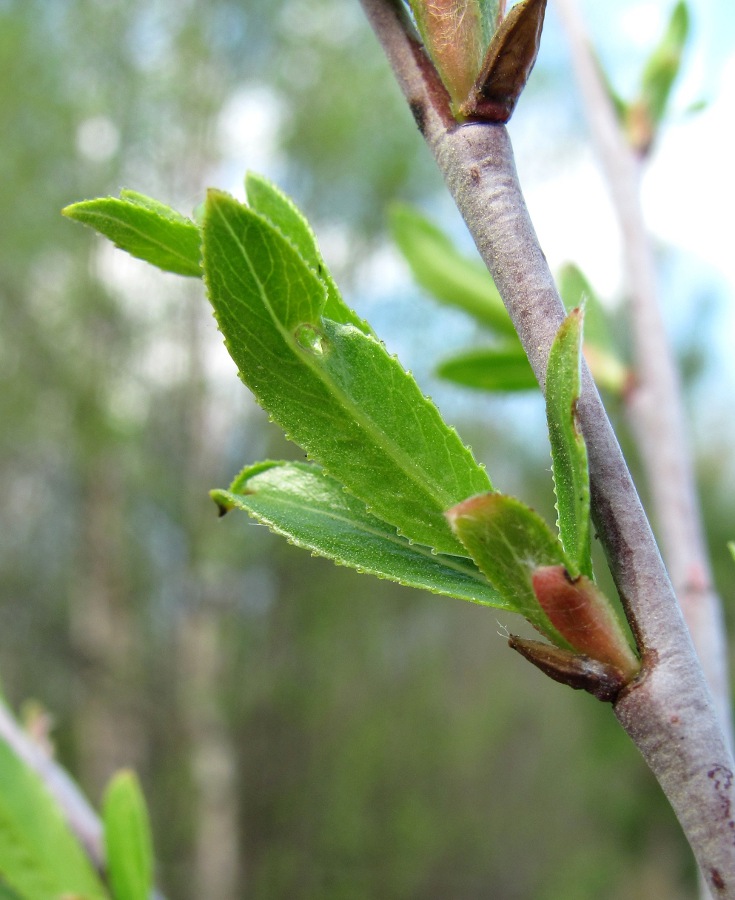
[213,461,506,607]
[0,738,108,900]
[641,0,690,126]
[390,204,515,336]
[437,343,537,392]
[446,492,572,643]
[63,193,202,277]
[545,308,592,579]
[103,770,154,900]
[557,263,628,394]
[203,190,492,555]
[244,173,372,334]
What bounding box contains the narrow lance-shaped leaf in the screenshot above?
[437,343,537,392]
[213,461,506,608]
[62,191,202,277]
[203,190,492,555]
[245,173,372,334]
[446,492,573,643]
[103,770,154,900]
[557,262,628,394]
[0,738,108,900]
[546,307,592,579]
[390,204,516,336]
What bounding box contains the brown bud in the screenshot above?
[531,565,639,679]
[508,635,628,702]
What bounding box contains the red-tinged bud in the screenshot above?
[508,635,628,702]
[531,565,639,679]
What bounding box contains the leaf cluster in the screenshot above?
[64,175,637,686]
[0,737,153,900]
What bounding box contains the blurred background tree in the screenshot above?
[1,0,733,897]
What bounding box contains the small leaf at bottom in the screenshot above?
[213,461,505,608]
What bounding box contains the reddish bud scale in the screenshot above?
[531,565,639,679]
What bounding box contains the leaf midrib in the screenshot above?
[213,201,461,521]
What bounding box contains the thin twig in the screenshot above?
[357,0,735,893]
[554,0,732,752]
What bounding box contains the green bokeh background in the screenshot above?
[1,1,733,897]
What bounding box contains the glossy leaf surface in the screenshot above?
[203,190,492,555]
[62,190,201,277]
[545,308,592,579]
[103,770,154,900]
[213,461,506,607]
[446,492,571,642]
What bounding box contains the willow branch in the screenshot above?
[357,0,735,894]
[555,0,732,751]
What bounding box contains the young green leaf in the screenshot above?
[0,738,108,900]
[390,204,516,336]
[640,0,689,128]
[446,492,572,643]
[557,263,628,394]
[103,770,154,900]
[545,308,592,579]
[213,461,506,607]
[62,192,201,277]
[437,343,537,392]
[203,190,491,555]
[244,173,371,334]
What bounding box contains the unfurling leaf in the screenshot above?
[545,307,592,578]
[557,263,629,394]
[103,770,154,900]
[446,492,571,643]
